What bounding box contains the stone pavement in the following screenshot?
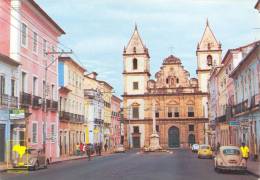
[247,160,260,177]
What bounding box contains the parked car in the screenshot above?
[191,144,200,153]
[214,146,247,172]
[114,144,125,153]
[13,148,47,170]
[198,144,213,159]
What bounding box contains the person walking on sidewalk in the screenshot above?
[104,143,108,152]
[98,143,102,156]
[86,144,91,161]
[240,142,250,162]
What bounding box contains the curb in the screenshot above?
[247,170,260,178]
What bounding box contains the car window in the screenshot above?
[223,149,240,155]
[200,145,210,150]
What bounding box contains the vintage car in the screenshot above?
[198,144,213,159]
[214,146,247,172]
[191,144,200,153]
[13,148,47,170]
[114,144,125,153]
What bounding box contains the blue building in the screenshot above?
[0,53,20,163]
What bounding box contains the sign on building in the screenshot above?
[9,109,25,120]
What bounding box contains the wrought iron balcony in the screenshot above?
[234,99,248,114]
[32,95,42,108]
[59,111,70,121]
[0,94,17,107]
[20,92,32,107]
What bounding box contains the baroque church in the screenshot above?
[122,22,222,149]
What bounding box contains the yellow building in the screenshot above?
[58,56,86,157]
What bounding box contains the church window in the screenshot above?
[133,58,138,70]
[168,107,173,117]
[176,78,179,84]
[133,82,139,90]
[155,111,159,118]
[133,126,139,133]
[174,107,179,117]
[166,78,169,84]
[189,125,194,131]
[207,55,213,66]
[156,125,159,132]
[132,107,139,119]
[188,106,194,117]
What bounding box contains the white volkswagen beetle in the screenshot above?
[214,146,247,172]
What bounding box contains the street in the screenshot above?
[0,150,257,180]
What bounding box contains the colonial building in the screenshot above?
[0,54,20,163]
[1,0,65,163]
[230,42,260,159]
[84,72,104,145]
[58,56,86,157]
[208,41,259,152]
[111,95,122,148]
[122,25,209,149]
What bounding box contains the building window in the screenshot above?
[51,46,55,62]
[207,55,213,66]
[33,77,37,96]
[132,107,139,119]
[21,23,28,47]
[21,72,26,92]
[176,78,179,84]
[174,107,179,117]
[33,32,38,53]
[51,84,55,100]
[43,39,47,56]
[0,76,5,95]
[155,111,159,118]
[51,124,55,143]
[42,81,46,97]
[11,79,15,96]
[168,107,173,117]
[156,125,159,132]
[32,123,38,143]
[188,106,194,117]
[189,125,194,131]
[133,126,139,133]
[166,78,169,84]
[133,82,139,90]
[133,58,138,70]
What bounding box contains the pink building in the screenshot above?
[1,0,65,163]
[111,95,122,148]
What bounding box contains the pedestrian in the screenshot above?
[86,144,91,161]
[80,143,84,155]
[216,142,221,152]
[104,143,108,152]
[76,143,80,156]
[240,142,250,162]
[95,143,99,155]
[98,143,102,156]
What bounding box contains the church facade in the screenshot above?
[122,22,221,149]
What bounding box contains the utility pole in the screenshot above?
[43,50,72,158]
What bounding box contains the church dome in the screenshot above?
[163,55,181,65]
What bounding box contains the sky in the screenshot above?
[37,0,259,97]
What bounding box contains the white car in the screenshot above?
[191,144,200,153]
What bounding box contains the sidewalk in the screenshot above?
[0,151,114,173]
[247,160,260,177]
